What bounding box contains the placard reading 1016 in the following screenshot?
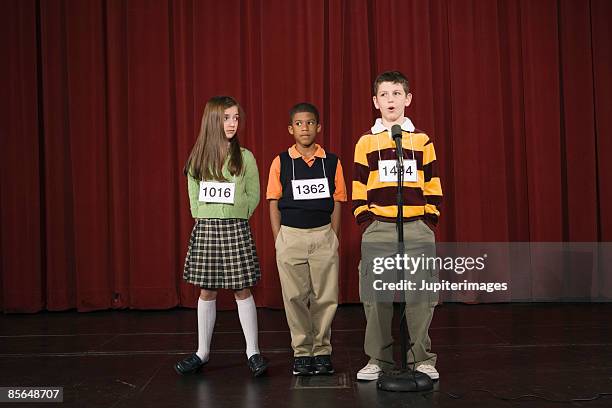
[291,178,331,200]
[378,159,418,182]
[199,181,235,204]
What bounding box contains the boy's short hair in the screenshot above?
[373,71,410,95]
[289,102,320,124]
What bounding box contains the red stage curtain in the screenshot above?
[1,0,611,312]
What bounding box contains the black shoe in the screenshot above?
[174,353,206,375]
[248,354,268,377]
[293,356,315,376]
[313,355,334,375]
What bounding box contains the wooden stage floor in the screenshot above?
[1,303,611,408]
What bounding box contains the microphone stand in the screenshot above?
[377,129,434,393]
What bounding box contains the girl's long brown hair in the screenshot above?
[184,96,244,181]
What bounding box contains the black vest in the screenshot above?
[278,151,338,228]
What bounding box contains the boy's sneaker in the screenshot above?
[313,355,334,375]
[356,363,382,381]
[293,356,314,376]
[416,364,439,380]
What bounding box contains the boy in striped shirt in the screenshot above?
[352,71,443,381]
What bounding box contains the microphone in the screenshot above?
[391,124,403,163]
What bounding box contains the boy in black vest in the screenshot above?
[266,102,347,376]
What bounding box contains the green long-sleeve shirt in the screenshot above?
[187,148,260,219]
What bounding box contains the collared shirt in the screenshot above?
[352,118,443,227]
[370,117,416,138]
[266,144,347,201]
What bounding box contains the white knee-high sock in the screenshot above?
[236,295,260,359]
[196,298,216,362]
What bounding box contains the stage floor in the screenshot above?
[1,303,611,408]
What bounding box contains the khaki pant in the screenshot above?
[359,220,438,371]
[275,224,339,356]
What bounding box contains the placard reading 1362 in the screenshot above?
[199,181,235,204]
[378,159,418,182]
[291,178,331,200]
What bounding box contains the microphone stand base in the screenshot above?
[377,369,434,392]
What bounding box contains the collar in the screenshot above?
[370,117,415,137]
[288,143,327,160]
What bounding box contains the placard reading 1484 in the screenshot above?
[199,181,235,204]
[378,159,418,182]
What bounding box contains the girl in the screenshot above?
[175,96,268,377]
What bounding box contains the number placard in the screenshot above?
[378,159,418,183]
[291,178,331,200]
[199,181,235,204]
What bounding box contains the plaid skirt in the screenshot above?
[183,218,261,289]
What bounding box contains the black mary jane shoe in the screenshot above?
[174,353,206,375]
[248,353,269,377]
